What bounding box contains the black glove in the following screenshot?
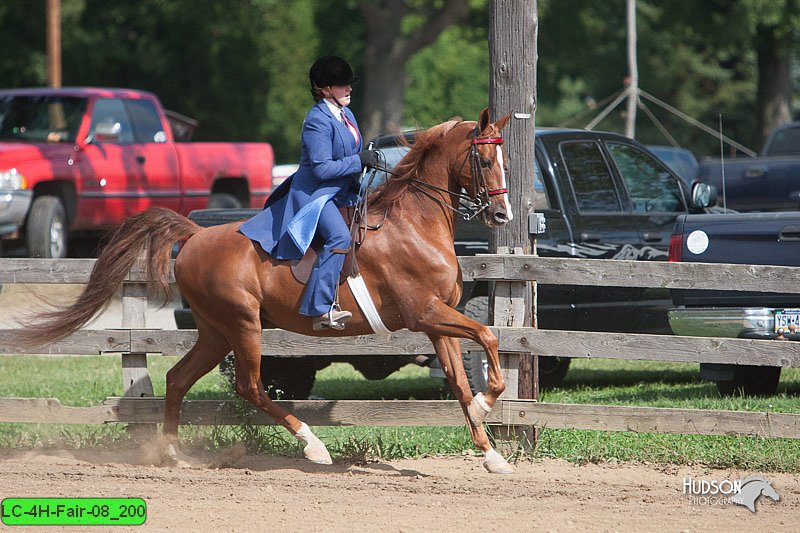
[359,149,379,169]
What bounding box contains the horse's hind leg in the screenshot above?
[428,335,513,474]
[162,314,231,464]
[229,327,332,465]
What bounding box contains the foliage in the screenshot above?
[0,1,799,160]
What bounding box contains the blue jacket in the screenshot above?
[239,100,363,260]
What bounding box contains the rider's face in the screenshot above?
[323,84,352,107]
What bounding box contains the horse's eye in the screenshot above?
[480,157,493,168]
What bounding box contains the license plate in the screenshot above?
[774,309,800,332]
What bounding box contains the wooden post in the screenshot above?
[46,0,62,88]
[489,0,538,452]
[121,281,154,398]
[121,257,156,438]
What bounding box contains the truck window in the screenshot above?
[89,98,134,144]
[533,159,550,209]
[559,141,621,212]
[0,95,86,143]
[127,98,167,143]
[606,142,686,213]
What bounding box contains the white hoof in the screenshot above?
[303,442,333,465]
[467,392,492,426]
[483,448,513,474]
[295,422,333,465]
[164,442,193,468]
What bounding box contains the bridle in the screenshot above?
[350,127,506,246]
[405,128,506,221]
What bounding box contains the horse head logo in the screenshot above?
[729,476,780,513]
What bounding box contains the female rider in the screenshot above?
[239,55,378,331]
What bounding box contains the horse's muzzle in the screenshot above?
[491,209,510,226]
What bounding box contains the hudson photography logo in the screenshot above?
[683,475,780,512]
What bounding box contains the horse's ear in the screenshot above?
[495,112,512,132]
[478,107,491,133]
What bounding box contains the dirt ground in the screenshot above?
[0,446,796,533]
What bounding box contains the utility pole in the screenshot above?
[489,0,538,449]
[46,0,62,87]
[624,0,638,138]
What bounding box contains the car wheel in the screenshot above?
[716,365,781,397]
[207,193,242,209]
[27,195,67,258]
[460,296,571,394]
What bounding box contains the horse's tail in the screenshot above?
[14,207,200,349]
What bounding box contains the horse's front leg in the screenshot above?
[426,328,512,475]
[415,299,506,417]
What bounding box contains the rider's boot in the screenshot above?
[312,309,352,331]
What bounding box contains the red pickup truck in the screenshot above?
[0,87,272,257]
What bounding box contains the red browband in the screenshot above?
[487,188,508,196]
[472,137,504,145]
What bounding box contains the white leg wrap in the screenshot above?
[295,423,333,465]
[483,448,513,474]
[467,392,492,426]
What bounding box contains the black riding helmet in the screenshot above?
[309,55,359,89]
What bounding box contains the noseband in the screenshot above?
[469,136,506,216]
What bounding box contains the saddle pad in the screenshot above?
[291,207,360,285]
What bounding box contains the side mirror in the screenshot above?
[690,182,717,209]
[85,122,121,144]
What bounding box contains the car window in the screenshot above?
[89,98,134,144]
[126,98,167,143]
[560,141,622,212]
[607,142,686,213]
[765,125,800,155]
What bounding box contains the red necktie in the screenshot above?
[341,110,359,145]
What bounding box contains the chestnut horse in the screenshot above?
[17,108,515,473]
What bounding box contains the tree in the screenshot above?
[404,24,489,127]
[357,0,471,140]
[746,0,800,144]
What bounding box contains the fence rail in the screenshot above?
[1,256,799,441]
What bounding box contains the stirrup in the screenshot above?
[312,309,352,331]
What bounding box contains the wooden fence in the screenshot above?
[1,255,799,440]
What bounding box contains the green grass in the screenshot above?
[1,355,799,471]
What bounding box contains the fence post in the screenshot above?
[491,247,535,453]
[120,256,156,440]
[488,0,538,454]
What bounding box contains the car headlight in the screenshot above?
[0,168,27,190]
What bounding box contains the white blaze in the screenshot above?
[496,146,513,221]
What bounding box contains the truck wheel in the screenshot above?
[460,296,571,393]
[207,193,242,209]
[260,356,316,400]
[26,196,67,258]
[716,365,781,397]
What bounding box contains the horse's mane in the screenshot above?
[369,119,469,213]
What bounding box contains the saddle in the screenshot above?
[290,206,362,285]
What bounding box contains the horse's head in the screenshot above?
[459,107,513,228]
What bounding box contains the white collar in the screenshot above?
[323,99,345,122]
